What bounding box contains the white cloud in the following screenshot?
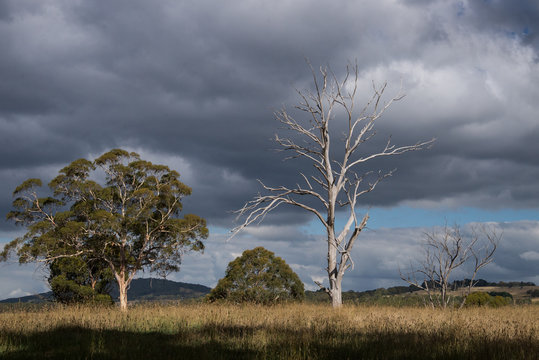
[0,262,49,300]
[520,251,539,261]
[8,288,31,297]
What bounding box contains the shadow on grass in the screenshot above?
[1,324,537,360]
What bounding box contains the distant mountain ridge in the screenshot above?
[109,278,211,301]
[0,278,212,303]
[0,291,54,304]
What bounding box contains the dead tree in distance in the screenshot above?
[232,63,435,308]
[401,223,500,309]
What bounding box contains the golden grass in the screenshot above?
[0,303,537,359]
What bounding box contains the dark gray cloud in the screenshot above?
[0,1,537,216]
[463,0,539,48]
[1,0,539,295]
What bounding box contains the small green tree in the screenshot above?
[2,149,208,311]
[207,247,304,304]
[48,257,113,304]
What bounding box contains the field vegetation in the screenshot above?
[305,284,538,307]
[0,303,537,359]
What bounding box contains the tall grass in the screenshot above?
[0,303,537,359]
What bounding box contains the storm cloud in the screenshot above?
[1,0,538,298]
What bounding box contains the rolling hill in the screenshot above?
[0,278,211,303]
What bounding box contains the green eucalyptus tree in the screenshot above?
[207,247,304,304]
[2,149,208,311]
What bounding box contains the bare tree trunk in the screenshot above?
[331,278,342,308]
[327,227,342,307]
[441,285,447,309]
[118,280,128,311]
[115,269,129,312]
[117,239,129,311]
[89,270,97,291]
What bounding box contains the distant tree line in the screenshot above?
[410,279,536,292]
[358,279,536,295]
[307,279,535,306]
[447,279,535,288]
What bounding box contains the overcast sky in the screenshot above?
[1,0,538,300]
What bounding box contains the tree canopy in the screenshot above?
[48,256,113,305]
[207,247,304,304]
[2,149,208,310]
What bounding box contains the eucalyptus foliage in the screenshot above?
[48,257,113,305]
[207,247,304,304]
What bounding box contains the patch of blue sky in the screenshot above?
[455,1,465,17]
[208,226,230,235]
[302,206,539,234]
[503,27,533,40]
[210,207,539,237]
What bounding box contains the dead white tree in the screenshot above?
[400,223,500,309]
[232,63,435,308]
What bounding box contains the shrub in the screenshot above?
[465,292,510,308]
[490,295,511,308]
[466,292,492,307]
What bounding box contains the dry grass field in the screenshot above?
[0,303,537,359]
